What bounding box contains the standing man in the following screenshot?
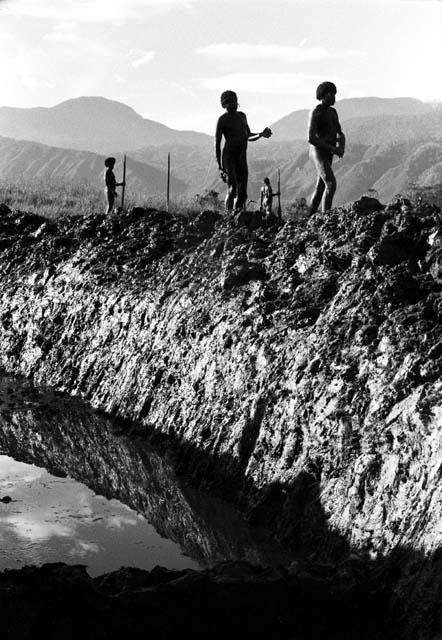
[308,82,345,215]
[215,90,272,214]
[104,157,125,215]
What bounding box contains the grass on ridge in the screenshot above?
[0,177,313,222]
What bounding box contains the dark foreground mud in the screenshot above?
[0,200,441,637]
[1,560,391,640]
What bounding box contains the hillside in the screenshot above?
[0,97,211,153]
[0,96,436,156]
[0,136,187,197]
[270,97,440,141]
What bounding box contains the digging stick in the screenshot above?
[121,154,127,210]
[277,169,282,219]
[167,152,170,212]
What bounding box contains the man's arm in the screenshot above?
[308,109,338,154]
[248,127,272,142]
[335,113,346,157]
[245,114,272,142]
[215,117,223,169]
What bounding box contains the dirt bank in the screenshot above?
[0,200,441,636]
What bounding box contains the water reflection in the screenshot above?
[0,375,292,573]
[0,456,200,576]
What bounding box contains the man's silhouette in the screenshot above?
[308,82,345,215]
[104,157,125,215]
[215,90,272,213]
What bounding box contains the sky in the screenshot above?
[0,0,440,133]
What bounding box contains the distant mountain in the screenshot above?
[130,144,213,195]
[0,97,211,153]
[2,96,436,157]
[243,138,442,207]
[371,141,442,202]
[0,136,187,196]
[270,97,440,141]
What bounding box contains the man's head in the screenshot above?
[264,177,270,185]
[104,157,116,168]
[316,81,337,105]
[220,90,238,113]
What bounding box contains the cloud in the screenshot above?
[4,515,73,541]
[128,49,156,68]
[1,0,206,23]
[43,22,77,43]
[105,513,139,529]
[1,35,122,97]
[69,540,100,556]
[198,43,362,62]
[0,29,13,41]
[201,72,347,95]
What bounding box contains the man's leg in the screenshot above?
[235,152,248,211]
[223,150,237,212]
[322,170,336,212]
[225,186,236,211]
[309,147,336,214]
[105,190,115,215]
[310,176,325,215]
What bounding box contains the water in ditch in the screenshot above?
[0,375,293,577]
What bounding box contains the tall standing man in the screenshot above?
[215,90,272,214]
[308,82,345,215]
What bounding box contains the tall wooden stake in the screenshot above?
[166,152,170,212]
[121,154,127,210]
[277,169,282,219]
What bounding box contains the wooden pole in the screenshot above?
[121,154,127,210]
[277,169,282,219]
[166,152,170,212]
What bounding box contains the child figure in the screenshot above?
[260,177,273,214]
[104,157,125,215]
[308,82,345,214]
[215,90,272,213]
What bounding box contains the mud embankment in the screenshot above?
[0,201,442,636]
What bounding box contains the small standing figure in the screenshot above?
[215,90,272,214]
[104,157,125,215]
[260,177,273,214]
[308,81,345,215]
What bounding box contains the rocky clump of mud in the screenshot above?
[0,559,391,639]
[0,199,441,636]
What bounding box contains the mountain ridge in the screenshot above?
[0,135,187,198]
[0,96,211,153]
[0,95,439,153]
[270,96,440,141]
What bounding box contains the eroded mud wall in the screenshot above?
[0,204,441,560]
